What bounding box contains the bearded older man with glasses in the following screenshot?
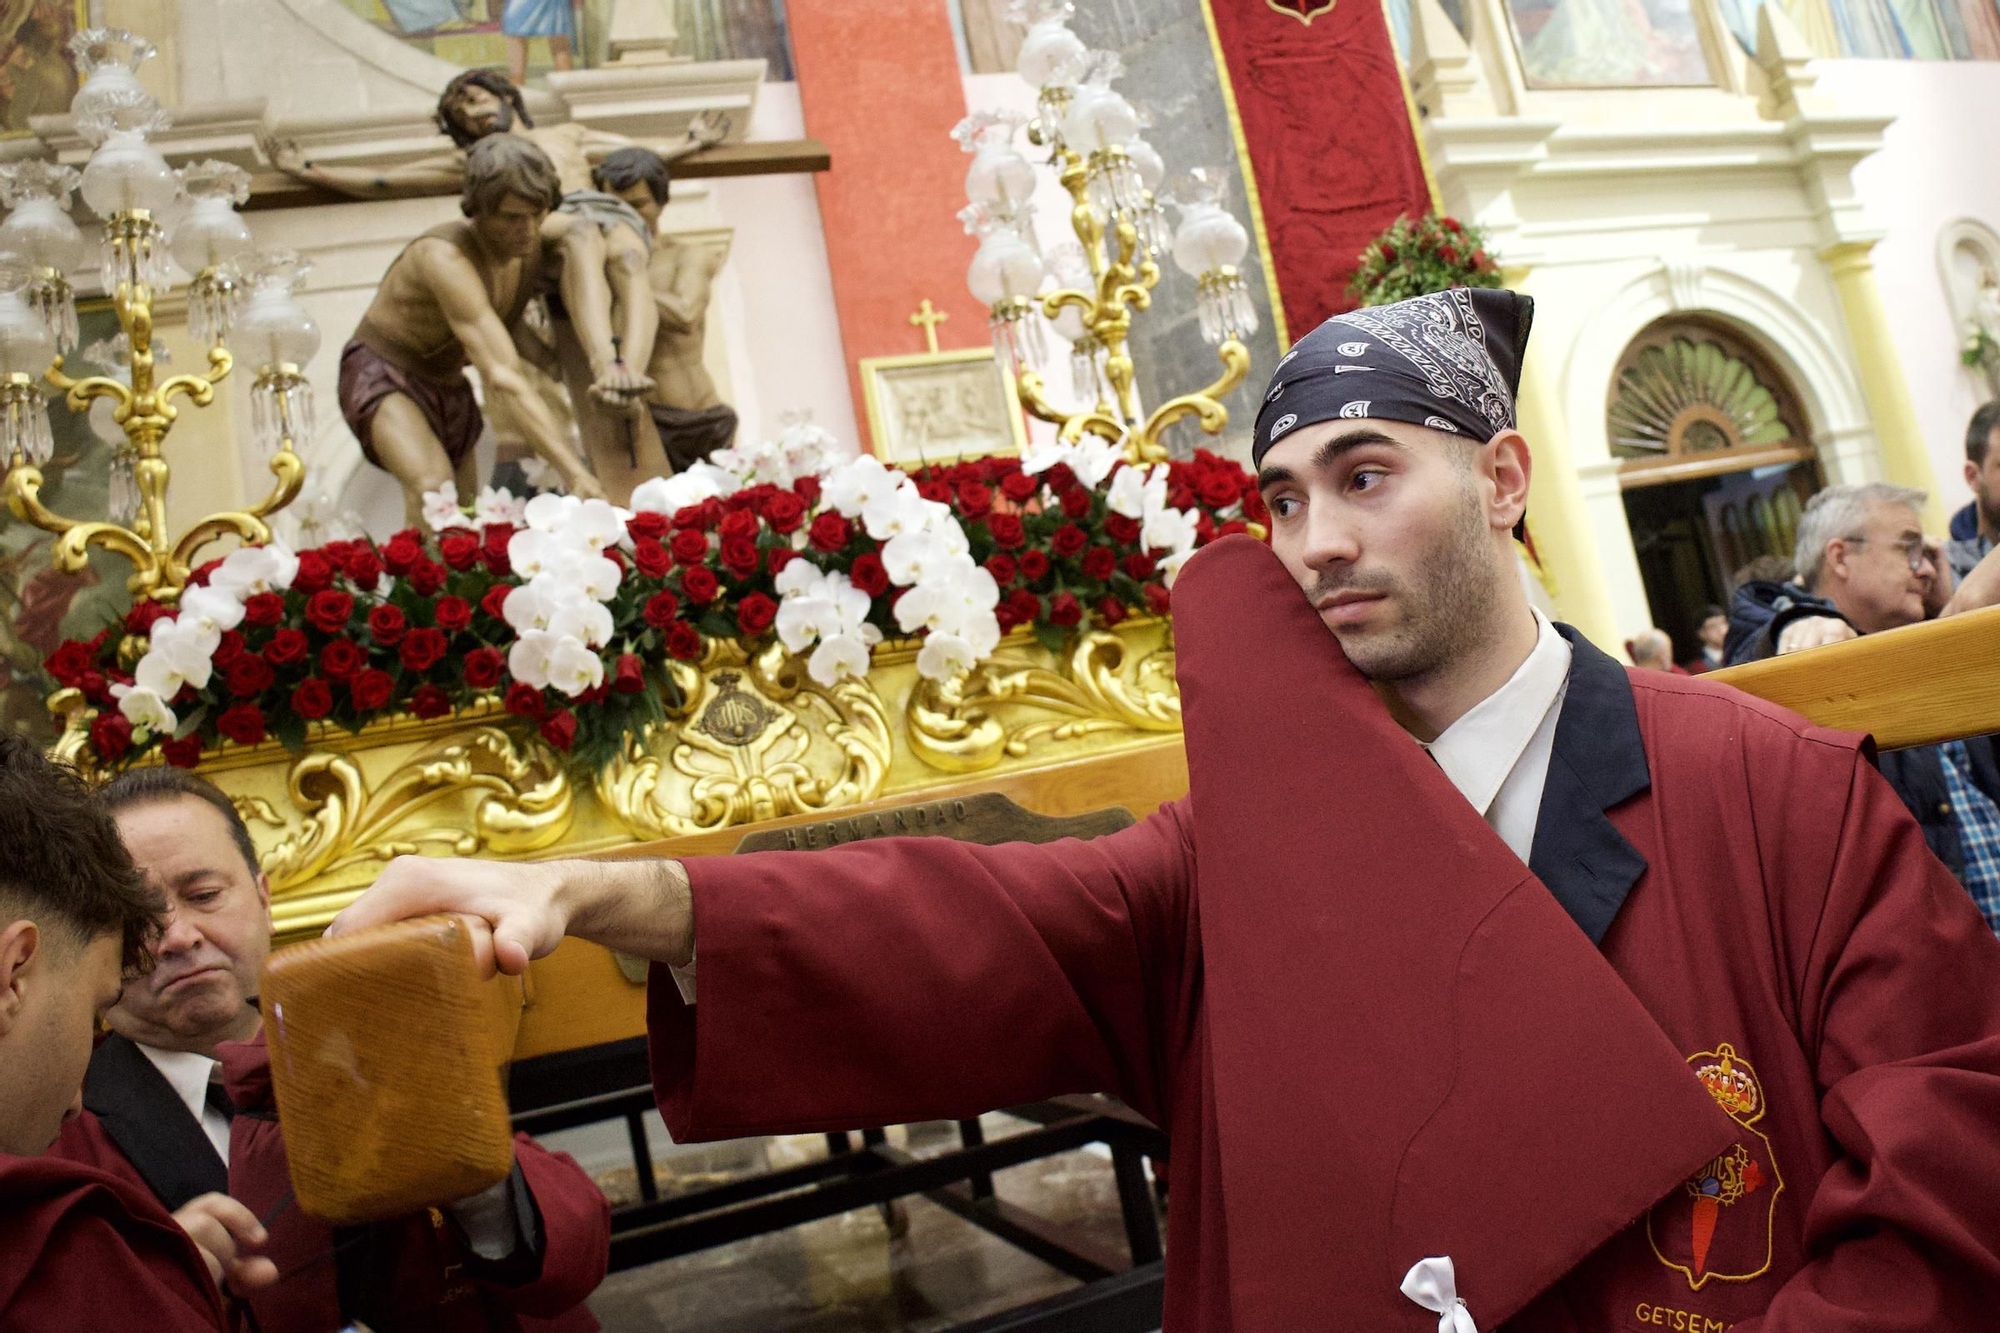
[1728,482,2000,934]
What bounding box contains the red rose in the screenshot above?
[612,653,646,695]
[408,559,447,597]
[480,584,512,622]
[45,641,93,686]
[1051,524,1087,558]
[1096,596,1128,627]
[1048,592,1082,627]
[439,529,481,570]
[1059,489,1091,521]
[318,638,362,682]
[849,553,889,597]
[808,512,851,553]
[954,481,994,519]
[1020,549,1051,582]
[984,554,1018,585]
[343,547,383,591]
[293,551,333,593]
[190,558,223,588]
[1169,482,1196,511]
[161,735,204,769]
[80,672,110,705]
[1081,546,1117,581]
[1441,216,1462,233]
[225,655,275,699]
[674,498,722,531]
[720,509,760,541]
[666,621,702,661]
[1005,588,1042,626]
[1472,249,1491,270]
[348,668,393,712]
[986,513,1026,549]
[463,647,505,690]
[399,627,447,673]
[627,511,669,541]
[216,703,266,747]
[643,590,681,629]
[504,681,545,720]
[762,491,806,533]
[792,476,822,506]
[1143,582,1172,616]
[632,538,671,578]
[680,566,719,605]
[306,590,354,634]
[382,532,423,576]
[367,604,407,646]
[1196,470,1240,509]
[263,628,308,666]
[1439,244,1460,265]
[1122,552,1157,581]
[243,592,284,627]
[1242,490,1269,526]
[290,677,333,720]
[211,630,245,671]
[1195,512,1218,546]
[736,592,778,637]
[1380,243,1399,263]
[1000,472,1038,503]
[409,684,452,719]
[539,708,577,752]
[90,712,133,763]
[916,478,950,504]
[768,547,799,577]
[482,525,513,576]
[434,596,472,633]
[669,528,709,567]
[720,536,759,579]
[1044,463,1077,494]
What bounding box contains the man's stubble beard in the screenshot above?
[1327,480,1508,684]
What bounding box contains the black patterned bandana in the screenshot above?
[1252,287,1535,468]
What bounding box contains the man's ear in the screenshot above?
[1485,429,1532,532]
[1822,539,1853,587]
[1967,459,1980,491]
[0,920,42,1037]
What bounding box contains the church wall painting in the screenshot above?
[0,1,89,137]
[1504,0,1717,86]
[858,348,1028,467]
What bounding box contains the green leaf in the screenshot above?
[1034,620,1067,654]
[274,713,308,754]
[698,610,736,637]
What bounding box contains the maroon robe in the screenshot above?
[0,1152,229,1331]
[52,1030,609,1333]
[645,538,2000,1330]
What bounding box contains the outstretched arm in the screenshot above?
[579,110,730,167]
[265,138,466,199]
[412,239,603,499]
[543,213,655,406]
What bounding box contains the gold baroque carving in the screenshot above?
[597,641,892,839]
[243,725,573,897]
[907,625,1180,774]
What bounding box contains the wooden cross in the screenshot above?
[909,299,949,355]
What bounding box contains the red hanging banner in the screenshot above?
[1202,0,1434,338]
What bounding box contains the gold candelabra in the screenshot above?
[0,30,315,610]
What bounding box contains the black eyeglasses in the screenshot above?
[1842,534,1932,573]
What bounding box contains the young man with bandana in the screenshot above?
[331,289,2000,1331]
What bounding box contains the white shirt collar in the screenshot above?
[1419,609,1572,820]
[136,1043,231,1165]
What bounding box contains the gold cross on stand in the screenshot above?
[909,299,949,355]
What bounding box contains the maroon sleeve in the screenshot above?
[503,1133,611,1323]
[1748,751,2000,1330]
[649,801,1198,1141]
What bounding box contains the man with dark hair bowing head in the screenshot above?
[0,736,272,1330]
[334,289,2000,1331]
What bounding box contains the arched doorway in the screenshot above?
[1609,317,1821,660]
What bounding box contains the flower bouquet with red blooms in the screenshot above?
[44,422,1262,776]
[1347,213,1501,308]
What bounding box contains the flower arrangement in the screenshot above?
[45,425,1263,775]
[1961,320,1998,371]
[1347,213,1501,308]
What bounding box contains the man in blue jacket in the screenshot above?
[1948,401,2000,581]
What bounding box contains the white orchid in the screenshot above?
[808,632,874,686]
[422,482,474,532]
[523,492,582,534]
[475,485,527,527]
[860,481,933,542]
[821,454,900,518]
[1020,442,1068,476]
[774,557,832,601]
[133,619,216,695]
[1160,547,1197,587]
[211,542,298,598]
[554,551,624,603]
[566,498,629,552]
[1106,463,1151,519]
[1069,436,1122,489]
[774,569,872,656]
[1142,504,1198,557]
[628,463,734,517]
[178,585,246,637]
[506,528,566,581]
[546,636,606,697]
[502,582,560,634]
[880,527,958,587]
[507,629,559,690]
[916,632,978,681]
[548,599,615,649]
[519,456,564,493]
[111,682,176,734]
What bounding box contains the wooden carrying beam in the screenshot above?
[1707,604,2000,752]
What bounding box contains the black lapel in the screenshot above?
[83,1033,228,1211]
[1529,627,1652,945]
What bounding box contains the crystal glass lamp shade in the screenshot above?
[0,285,56,379]
[1061,85,1139,155]
[0,199,89,274]
[1126,138,1166,193]
[965,143,1036,211]
[1017,18,1087,88]
[67,29,169,146]
[1171,202,1250,277]
[171,162,253,274]
[236,252,321,371]
[967,230,1044,307]
[80,131,179,217]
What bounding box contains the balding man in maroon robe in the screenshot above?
[335,290,2000,1330]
